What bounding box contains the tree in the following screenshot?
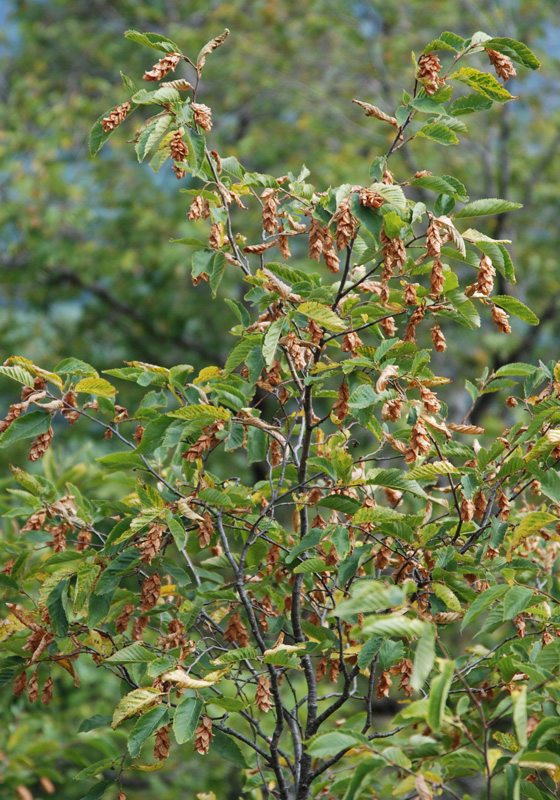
[1,23,560,800]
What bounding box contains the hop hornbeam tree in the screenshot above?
[2,25,560,800]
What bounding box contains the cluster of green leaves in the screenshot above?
[2,21,560,800]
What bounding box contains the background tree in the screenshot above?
[1,19,560,800]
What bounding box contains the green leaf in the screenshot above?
[508,511,557,558]
[105,644,157,664]
[224,336,262,375]
[503,586,534,620]
[112,688,163,728]
[449,94,493,116]
[168,404,230,422]
[212,646,260,665]
[333,581,403,616]
[135,114,173,162]
[406,461,460,480]
[361,615,425,638]
[209,252,227,298]
[492,295,539,326]
[262,317,286,367]
[307,731,365,758]
[165,513,187,550]
[135,416,175,455]
[298,301,346,332]
[75,377,117,397]
[317,495,361,515]
[353,506,404,524]
[0,364,36,385]
[482,38,540,70]
[0,411,51,449]
[539,470,560,505]
[432,583,462,612]
[74,758,119,781]
[96,452,145,471]
[454,198,522,219]
[409,175,467,200]
[184,127,207,175]
[293,557,329,574]
[357,636,384,670]
[449,67,516,103]
[518,751,560,770]
[74,562,101,613]
[512,685,528,748]
[212,729,251,768]
[128,705,169,758]
[78,714,112,733]
[415,123,459,146]
[410,624,435,691]
[348,384,377,409]
[124,30,181,53]
[173,695,204,744]
[427,659,454,731]
[462,584,509,630]
[246,426,267,464]
[369,183,407,210]
[47,579,69,638]
[342,758,386,800]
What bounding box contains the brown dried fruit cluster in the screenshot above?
[417,53,443,95]
[359,188,384,209]
[333,197,356,250]
[261,189,279,234]
[192,103,213,131]
[307,219,340,272]
[143,52,181,82]
[426,221,442,258]
[154,725,171,761]
[115,602,134,633]
[430,259,444,296]
[476,254,495,296]
[404,304,425,343]
[157,619,186,651]
[101,102,131,132]
[170,130,189,162]
[224,611,249,647]
[194,715,213,755]
[131,615,149,641]
[61,390,80,425]
[188,195,204,220]
[21,508,47,534]
[333,382,349,421]
[341,331,363,355]
[183,420,225,461]
[380,230,406,281]
[29,427,53,462]
[141,573,161,612]
[138,522,166,564]
[492,304,512,334]
[197,512,215,547]
[431,323,446,352]
[76,528,92,552]
[405,419,431,463]
[486,48,517,82]
[255,675,272,712]
[389,657,414,697]
[376,669,392,698]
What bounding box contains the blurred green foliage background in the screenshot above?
[0,0,559,797]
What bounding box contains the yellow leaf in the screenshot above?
[194,366,221,384]
[75,377,117,397]
[0,614,27,642]
[112,688,163,728]
[55,657,81,687]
